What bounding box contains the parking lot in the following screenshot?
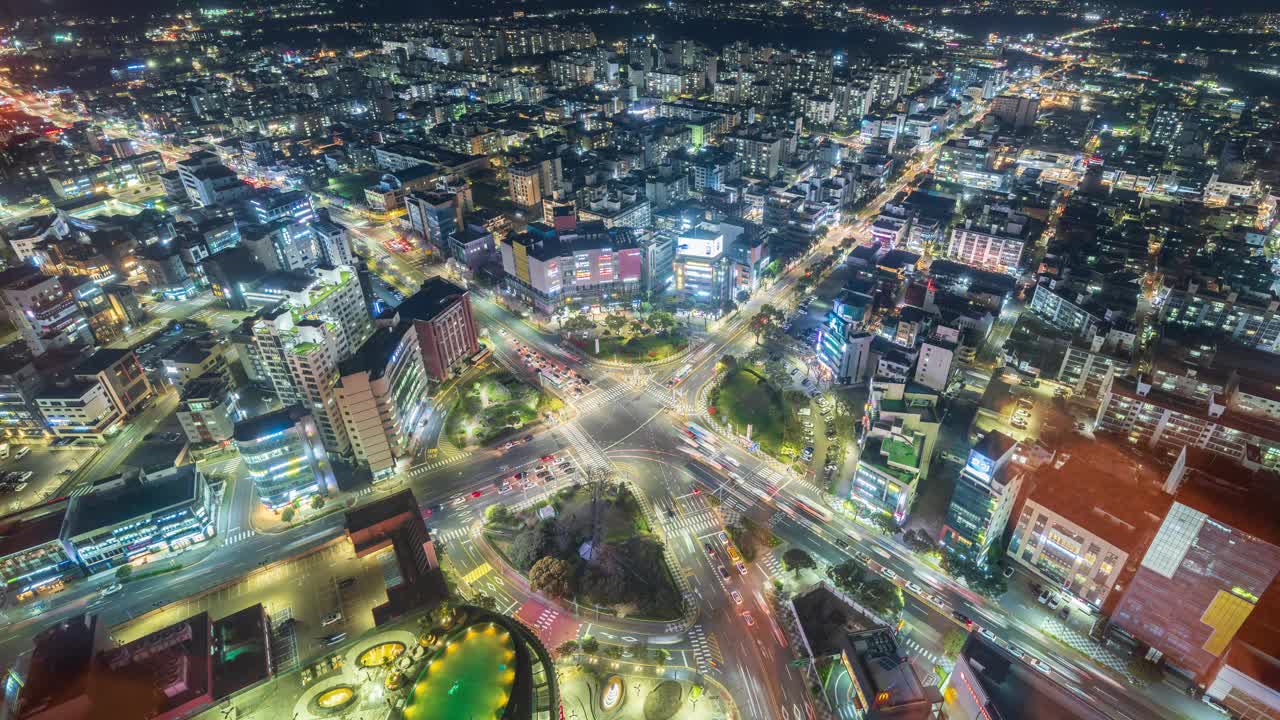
[0,445,94,514]
[111,537,395,668]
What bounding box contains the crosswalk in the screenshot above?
[223,528,254,546]
[409,452,470,477]
[269,606,299,673]
[434,527,471,543]
[528,606,560,634]
[761,552,785,579]
[574,383,631,415]
[644,380,680,408]
[689,625,713,674]
[70,483,94,498]
[558,420,610,470]
[663,508,721,535]
[898,634,943,668]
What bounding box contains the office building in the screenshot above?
[0,500,79,604]
[176,375,241,445]
[335,323,430,479]
[36,379,120,442]
[1109,450,1280,682]
[73,349,153,419]
[0,267,94,356]
[176,152,249,207]
[942,633,1109,720]
[405,189,466,253]
[941,431,1023,562]
[816,289,874,384]
[672,225,727,303]
[233,406,336,509]
[1007,444,1170,612]
[61,465,215,575]
[390,277,480,382]
[308,211,356,267]
[990,95,1039,130]
[0,343,47,442]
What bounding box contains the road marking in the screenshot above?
[461,562,492,584]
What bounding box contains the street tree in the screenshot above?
[561,313,595,338]
[736,290,750,304]
[869,513,901,536]
[943,629,967,658]
[484,504,514,526]
[648,311,677,334]
[529,556,574,600]
[603,313,628,335]
[782,548,817,576]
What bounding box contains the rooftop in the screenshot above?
[64,466,201,538]
[387,276,467,323]
[233,405,309,443]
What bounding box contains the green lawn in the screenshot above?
[712,366,810,459]
[586,332,689,362]
[445,367,562,448]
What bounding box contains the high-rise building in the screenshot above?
[285,323,349,454]
[234,406,337,509]
[246,265,373,363]
[405,190,462,253]
[390,278,480,382]
[508,161,543,209]
[941,431,1023,562]
[335,323,430,479]
[308,210,355,267]
[725,126,783,179]
[990,94,1039,130]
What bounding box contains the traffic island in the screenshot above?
[444,366,562,448]
[708,364,807,459]
[484,483,685,621]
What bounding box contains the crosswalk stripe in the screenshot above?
[462,562,492,584]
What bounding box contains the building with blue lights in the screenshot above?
[233,405,336,509]
[941,430,1023,563]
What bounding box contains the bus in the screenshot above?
[794,498,832,523]
[679,436,700,450]
[687,423,712,441]
[671,364,693,387]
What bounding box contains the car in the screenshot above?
[717,565,731,580]
[539,454,555,463]
[1011,419,1028,429]
[320,632,347,645]
[470,490,483,499]
[979,627,998,642]
[717,531,729,545]
[321,613,343,626]
[14,446,29,459]
[1002,566,1014,578]
[880,568,897,581]
[952,611,974,627]
[703,542,716,556]
[1037,590,1053,605]
[928,594,946,607]
[742,611,755,626]
[854,552,871,564]
[904,581,924,595]
[730,590,743,604]
[100,583,123,596]
[1007,645,1025,659]
[338,577,357,589]
[498,482,511,494]
[736,562,748,575]
[18,471,32,482]
[14,483,26,492]
[834,538,849,549]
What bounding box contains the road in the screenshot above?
[0,62,1215,720]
